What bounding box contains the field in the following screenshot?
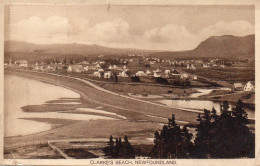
[182,66,255,84]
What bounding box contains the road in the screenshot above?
[5,69,200,124]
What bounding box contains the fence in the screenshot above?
[4,140,49,151]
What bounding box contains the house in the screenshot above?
[203,64,209,68]
[98,69,105,72]
[232,83,244,91]
[113,65,118,70]
[165,70,171,75]
[93,71,103,78]
[96,63,101,68]
[67,65,84,73]
[244,81,255,92]
[84,66,89,71]
[15,60,28,67]
[153,69,161,73]
[136,71,147,77]
[154,72,162,78]
[146,70,152,75]
[180,73,189,80]
[108,65,113,70]
[120,71,129,77]
[104,71,113,79]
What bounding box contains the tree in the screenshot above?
[150,114,193,158]
[193,100,254,158]
[103,135,135,159]
[122,135,135,158]
[114,72,118,83]
[193,109,212,158]
[103,135,115,158]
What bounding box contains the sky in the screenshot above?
[5,5,255,51]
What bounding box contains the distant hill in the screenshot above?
[4,41,154,55]
[4,34,255,61]
[151,35,255,60]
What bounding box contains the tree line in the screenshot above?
[103,100,254,158]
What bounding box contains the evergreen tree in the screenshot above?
[194,109,213,158]
[103,135,135,159]
[122,135,135,158]
[114,72,118,83]
[150,114,193,158]
[194,100,254,158]
[103,135,116,158]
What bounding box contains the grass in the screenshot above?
[182,66,255,84]
[5,119,162,146]
[4,144,63,159]
[97,83,199,95]
[63,148,98,159]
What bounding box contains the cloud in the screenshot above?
[10,16,131,45]
[10,16,70,43]
[83,18,130,42]
[10,16,254,51]
[198,20,254,40]
[144,24,197,50]
[142,20,254,51]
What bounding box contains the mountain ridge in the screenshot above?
[4,34,255,60]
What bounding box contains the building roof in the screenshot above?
[15,60,28,63]
[69,64,84,69]
[233,83,243,88]
[247,81,255,86]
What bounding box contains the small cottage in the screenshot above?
[244,81,255,92]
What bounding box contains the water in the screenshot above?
[4,75,115,137]
[158,99,254,119]
[188,88,231,98]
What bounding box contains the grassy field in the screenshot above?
[4,144,63,159]
[97,83,199,95]
[182,66,255,84]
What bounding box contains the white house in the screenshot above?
[104,71,113,79]
[98,68,105,72]
[244,81,255,92]
[96,63,101,68]
[119,71,129,77]
[67,65,84,73]
[154,72,162,78]
[232,83,244,91]
[136,71,147,77]
[84,66,89,71]
[15,60,28,67]
[113,65,118,70]
[108,65,113,70]
[203,64,209,68]
[93,71,102,78]
[153,69,161,73]
[146,70,152,75]
[165,70,171,75]
[180,73,189,80]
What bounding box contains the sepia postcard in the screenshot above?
[0,0,259,165]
